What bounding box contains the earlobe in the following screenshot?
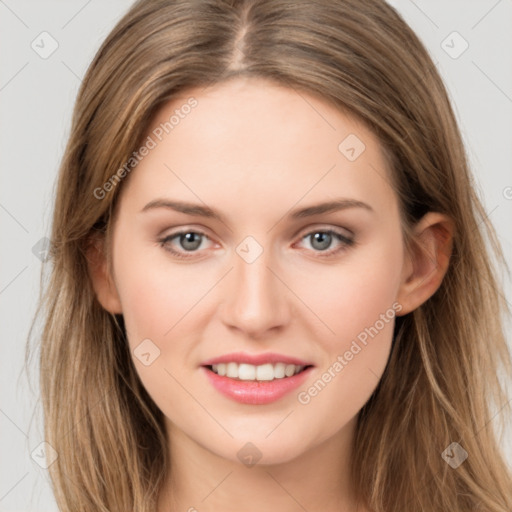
[85,234,123,314]
[395,212,454,316]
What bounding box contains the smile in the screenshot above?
[201,352,314,405]
[208,362,308,381]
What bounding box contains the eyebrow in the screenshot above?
[140,198,374,221]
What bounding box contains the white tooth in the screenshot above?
[284,364,296,377]
[238,363,256,380]
[273,363,286,379]
[218,362,304,380]
[226,362,238,378]
[256,363,274,381]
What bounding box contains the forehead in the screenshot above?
[118,76,397,220]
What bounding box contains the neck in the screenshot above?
[157,416,364,512]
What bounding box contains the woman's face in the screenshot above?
[100,76,414,464]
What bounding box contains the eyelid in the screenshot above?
[158,227,216,260]
[159,224,355,259]
[295,223,353,239]
[293,227,355,256]
[160,223,352,243]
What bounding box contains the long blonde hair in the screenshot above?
[26,0,512,510]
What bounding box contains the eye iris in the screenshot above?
[180,232,202,251]
[311,232,332,251]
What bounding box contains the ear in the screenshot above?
[85,233,123,314]
[395,212,454,316]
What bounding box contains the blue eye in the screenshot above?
[158,228,355,260]
[159,230,211,259]
[296,229,355,257]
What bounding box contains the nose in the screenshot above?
[219,247,291,339]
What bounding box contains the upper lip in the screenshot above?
[201,352,314,367]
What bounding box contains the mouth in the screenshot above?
[200,353,315,405]
[204,362,314,381]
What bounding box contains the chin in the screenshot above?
[210,432,312,467]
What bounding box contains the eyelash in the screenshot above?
[158,228,355,260]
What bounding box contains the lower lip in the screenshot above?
[201,366,314,405]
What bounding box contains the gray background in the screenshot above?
[1,1,511,510]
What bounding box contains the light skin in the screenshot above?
[87,76,454,512]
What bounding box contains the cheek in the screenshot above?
[292,235,402,427]
[295,325,392,445]
[293,288,398,439]
[114,246,203,343]
[292,230,403,352]
[113,249,204,412]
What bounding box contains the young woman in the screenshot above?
[28,0,512,511]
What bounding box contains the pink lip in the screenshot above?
[201,365,314,405]
[201,351,313,367]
